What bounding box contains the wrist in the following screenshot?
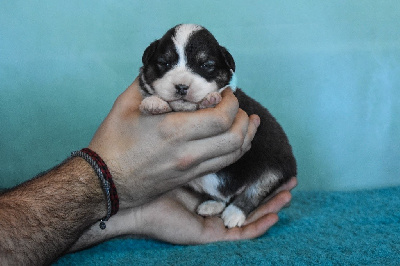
[67,157,108,222]
[71,148,119,229]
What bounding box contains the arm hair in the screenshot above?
[0,157,106,265]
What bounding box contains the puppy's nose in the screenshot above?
[175,84,189,95]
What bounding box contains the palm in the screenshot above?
[128,177,297,244]
[70,177,297,252]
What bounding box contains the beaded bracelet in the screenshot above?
[71,148,119,229]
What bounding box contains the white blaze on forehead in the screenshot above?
[151,24,219,108]
[173,24,203,66]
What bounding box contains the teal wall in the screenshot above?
[1,1,399,190]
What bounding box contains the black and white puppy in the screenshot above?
[139,24,297,228]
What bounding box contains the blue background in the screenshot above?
[1,1,399,190]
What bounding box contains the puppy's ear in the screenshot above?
[220,46,236,72]
[142,40,159,65]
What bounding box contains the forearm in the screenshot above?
[0,157,106,265]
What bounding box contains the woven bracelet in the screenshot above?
[71,148,119,229]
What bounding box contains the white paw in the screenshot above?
[221,205,246,228]
[199,92,222,109]
[139,96,172,114]
[197,200,226,216]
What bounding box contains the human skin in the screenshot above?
[69,177,297,251]
[88,79,261,209]
[0,78,262,264]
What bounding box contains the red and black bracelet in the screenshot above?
[71,148,119,229]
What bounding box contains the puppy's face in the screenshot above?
[140,24,235,108]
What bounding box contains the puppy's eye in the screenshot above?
[201,60,216,72]
[157,58,171,69]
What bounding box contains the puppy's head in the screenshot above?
[139,24,235,110]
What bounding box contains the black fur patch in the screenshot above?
[185,29,232,88]
[217,89,297,198]
[141,28,179,85]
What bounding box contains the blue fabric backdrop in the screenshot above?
[1,1,399,190]
[55,186,400,265]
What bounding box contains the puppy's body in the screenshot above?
[139,24,296,228]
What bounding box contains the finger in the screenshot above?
[240,114,260,153]
[279,176,298,192]
[187,143,249,180]
[174,109,260,175]
[177,108,253,171]
[139,196,211,245]
[160,88,240,141]
[277,177,298,208]
[222,213,279,242]
[244,190,292,226]
[189,113,259,177]
[258,176,298,206]
[111,77,143,117]
[168,187,204,213]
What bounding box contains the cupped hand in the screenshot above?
[88,79,260,209]
[69,177,297,251]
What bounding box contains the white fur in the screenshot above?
[245,171,280,200]
[222,204,246,228]
[187,173,230,202]
[173,24,202,67]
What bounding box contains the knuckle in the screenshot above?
[158,118,184,141]
[212,113,232,132]
[237,108,247,117]
[175,154,197,171]
[210,104,236,132]
[229,131,245,150]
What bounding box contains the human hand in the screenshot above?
[69,177,297,251]
[88,79,260,209]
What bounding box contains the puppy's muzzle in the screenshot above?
[175,84,189,96]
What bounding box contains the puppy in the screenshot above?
[139,24,297,228]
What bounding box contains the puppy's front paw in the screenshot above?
[139,96,172,114]
[221,204,246,228]
[199,92,222,109]
[197,200,226,216]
